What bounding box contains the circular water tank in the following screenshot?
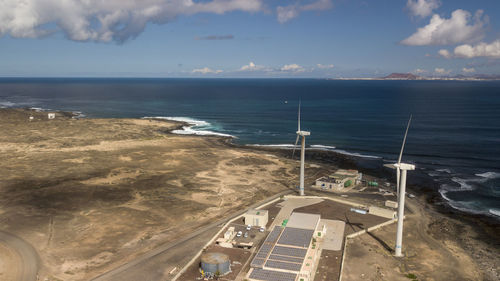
[200,252,230,275]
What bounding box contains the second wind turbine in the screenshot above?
[292,101,310,196]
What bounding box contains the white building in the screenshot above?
[48,113,55,119]
[244,209,268,227]
[315,169,361,191]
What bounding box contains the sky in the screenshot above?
[1,0,500,78]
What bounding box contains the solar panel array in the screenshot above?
[265,226,283,243]
[271,246,307,258]
[249,268,297,281]
[251,258,266,268]
[249,224,317,280]
[268,254,304,264]
[265,260,302,272]
[251,226,284,268]
[277,227,314,248]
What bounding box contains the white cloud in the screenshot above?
[316,64,334,69]
[0,0,263,42]
[277,0,333,23]
[406,0,440,18]
[401,9,486,46]
[434,67,451,75]
[413,68,427,74]
[454,40,500,58]
[438,49,451,58]
[281,64,305,72]
[462,67,475,73]
[239,61,267,71]
[192,67,223,74]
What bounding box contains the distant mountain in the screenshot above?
[382,73,422,80]
[331,73,500,81]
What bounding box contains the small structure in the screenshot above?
[315,169,361,191]
[224,226,235,240]
[29,116,34,121]
[216,227,235,248]
[48,113,55,119]
[385,200,398,209]
[201,252,231,277]
[244,209,268,227]
[368,206,396,219]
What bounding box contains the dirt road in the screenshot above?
[91,190,292,281]
[0,230,40,281]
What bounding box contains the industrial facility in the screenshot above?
[314,169,361,191]
[247,212,324,281]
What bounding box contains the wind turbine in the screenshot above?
[396,115,412,199]
[292,101,310,196]
[384,115,415,257]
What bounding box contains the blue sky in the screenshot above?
[0,0,499,77]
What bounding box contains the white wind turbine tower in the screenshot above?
[292,101,310,196]
[384,115,415,257]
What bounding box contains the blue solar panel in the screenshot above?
[249,268,297,281]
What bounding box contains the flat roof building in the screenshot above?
[315,169,362,191]
[245,209,269,228]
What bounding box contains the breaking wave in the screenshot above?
[142,116,234,137]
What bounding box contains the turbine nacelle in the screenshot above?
[296,130,310,136]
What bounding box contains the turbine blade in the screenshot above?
[292,135,300,158]
[397,114,412,164]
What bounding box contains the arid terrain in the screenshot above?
[0,108,300,280]
[0,108,498,281]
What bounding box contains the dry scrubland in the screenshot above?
[0,109,298,280]
[0,108,498,281]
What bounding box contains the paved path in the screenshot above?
[91,190,292,281]
[0,230,40,281]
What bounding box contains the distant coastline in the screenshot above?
[331,72,500,81]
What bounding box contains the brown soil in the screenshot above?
[0,108,298,281]
[342,196,495,281]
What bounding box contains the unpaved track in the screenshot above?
[0,230,40,281]
[91,190,292,281]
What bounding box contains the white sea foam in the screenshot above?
[436,168,452,174]
[143,116,210,126]
[310,144,336,150]
[489,209,500,217]
[247,144,299,149]
[72,111,86,118]
[248,144,381,159]
[142,116,234,138]
[0,101,16,108]
[475,171,500,179]
[330,149,381,159]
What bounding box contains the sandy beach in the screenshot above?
[0,108,498,281]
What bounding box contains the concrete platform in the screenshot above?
[272,198,324,228]
[320,219,345,251]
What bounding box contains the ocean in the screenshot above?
[0,78,499,218]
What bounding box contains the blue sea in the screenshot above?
[0,78,499,218]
